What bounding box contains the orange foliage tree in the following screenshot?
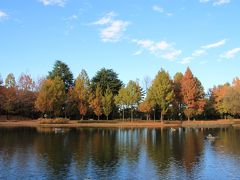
[74,70,90,120]
[138,100,152,120]
[210,83,230,118]
[181,68,206,121]
[89,85,103,120]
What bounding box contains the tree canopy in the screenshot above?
[91,68,123,95]
[35,77,66,117]
[48,60,74,92]
[148,69,174,121]
[181,68,206,120]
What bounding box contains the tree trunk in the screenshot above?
[122,108,125,121]
[82,115,84,120]
[160,112,164,123]
[107,115,109,120]
[154,109,156,122]
[98,115,100,120]
[188,116,190,121]
[131,108,133,122]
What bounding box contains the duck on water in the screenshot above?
[206,134,218,140]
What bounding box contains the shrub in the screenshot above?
[39,118,69,124]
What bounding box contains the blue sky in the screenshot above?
[0,0,240,91]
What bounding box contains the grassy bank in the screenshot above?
[0,119,239,128]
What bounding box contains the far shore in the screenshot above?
[0,119,240,128]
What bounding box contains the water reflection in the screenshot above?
[0,127,240,179]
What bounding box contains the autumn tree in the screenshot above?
[181,67,206,121]
[125,80,143,121]
[115,86,127,120]
[2,87,17,119]
[5,73,16,88]
[48,60,74,92]
[18,73,35,91]
[223,88,240,116]
[16,74,37,118]
[220,78,240,117]
[35,77,66,117]
[65,87,79,118]
[210,83,230,118]
[74,70,90,120]
[145,87,157,121]
[91,68,123,95]
[102,86,114,120]
[89,85,103,120]
[148,69,174,122]
[173,72,184,119]
[138,100,152,120]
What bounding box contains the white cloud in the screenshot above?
[39,0,67,7]
[199,0,230,6]
[133,50,142,56]
[180,49,206,64]
[64,14,78,22]
[101,20,129,42]
[152,5,173,16]
[93,11,116,25]
[192,49,206,57]
[0,10,8,20]
[180,39,227,64]
[134,39,182,60]
[162,50,182,60]
[201,39,226,49]
[213,0,230,5]
[152,5,164,13]
[221,48,240,59]
[93,12,130,42]
[180,57,193,64]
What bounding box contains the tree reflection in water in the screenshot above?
[0,127,240,179]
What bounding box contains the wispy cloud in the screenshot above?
[181,57,193,64]
[180,39,226,64]
[133,50,142,56]
[199,0,230,6]
[39,0,67,7]
[180,49,206,64]
[192,49,206,57]
[133,39,181,60]
[93,11,130,42]
[202,39,227,49]
[152,5,173,16]
[152,5,164,13]
[63,14,79,35]
[64,14,78,21]
[0,10,8,21]
[221,48,240,59]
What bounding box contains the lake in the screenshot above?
[0,127,240,179]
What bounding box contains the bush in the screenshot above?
[39,118,70,124]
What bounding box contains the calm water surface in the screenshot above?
[0,127,240,180]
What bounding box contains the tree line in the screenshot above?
[0,60,239,121]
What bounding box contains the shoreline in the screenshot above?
[0,119,239,128]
